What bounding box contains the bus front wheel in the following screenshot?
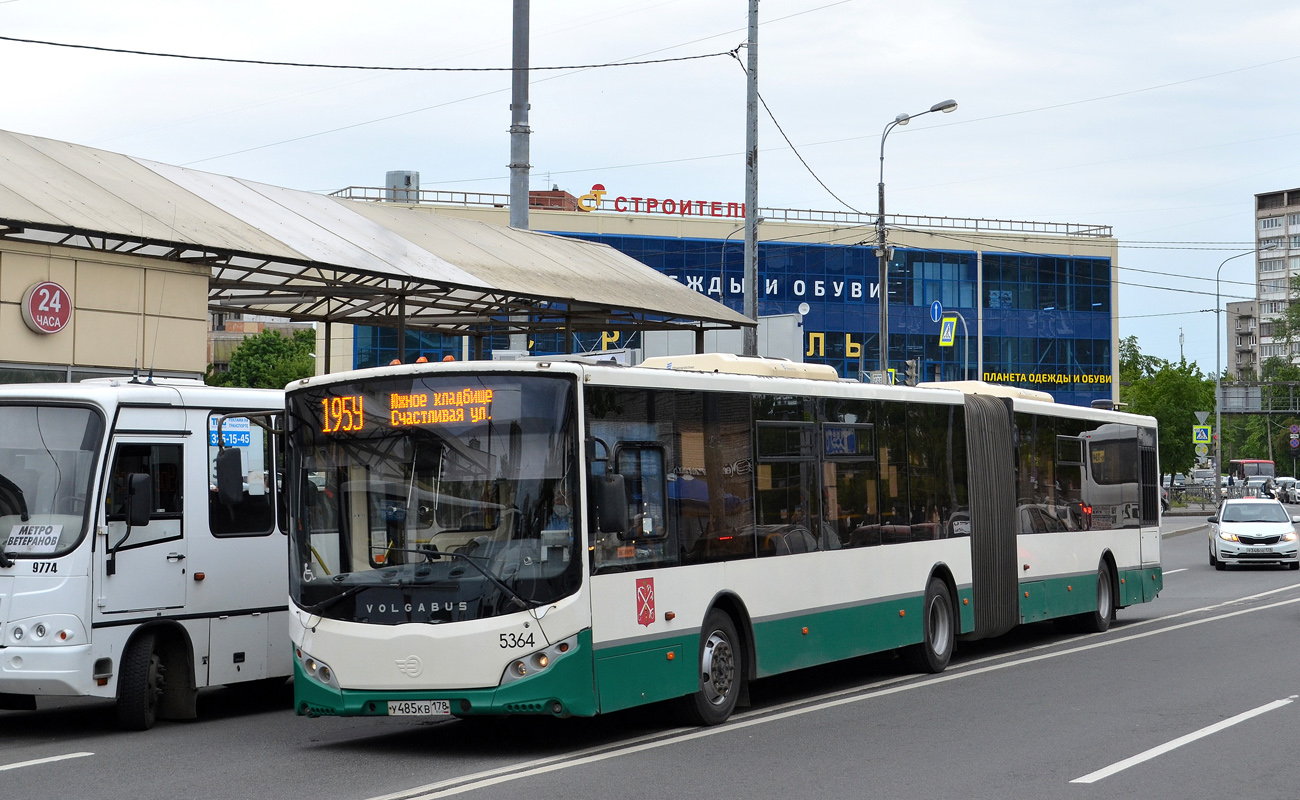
[906,577,955,674]
[117,633,165,731]
[680,610,742,726]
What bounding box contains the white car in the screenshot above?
[1208,498,1300,570]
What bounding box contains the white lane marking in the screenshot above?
[0,752,94,772]
[370,589,1300,800]
[1071,695,1297,784]
[1163,568,1188,575]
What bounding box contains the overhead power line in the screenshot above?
[724,50,862,214]
[0,34,737,71]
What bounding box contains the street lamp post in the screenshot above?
[877,99,957,376]
[1215,245,1275,505]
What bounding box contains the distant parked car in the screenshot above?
[1191,469,1215,486]
[1207,498,1300,570]
[1173,473,1187,488]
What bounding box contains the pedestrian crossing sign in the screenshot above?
[1192,425,1211,444]
[939,317,957,347]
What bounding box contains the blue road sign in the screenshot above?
[939,317,957,347]
[930,300,943,323]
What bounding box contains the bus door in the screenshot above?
[99,436,188,613]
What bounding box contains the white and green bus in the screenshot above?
[278,355,1162,726]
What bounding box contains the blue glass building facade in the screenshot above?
[354,232,1113,408]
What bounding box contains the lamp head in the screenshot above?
[894,113,911,125]
[931,99,958,113]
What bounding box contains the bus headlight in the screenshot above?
[297,648,339,689]
[4,616,83,646]
[499,635,577,686]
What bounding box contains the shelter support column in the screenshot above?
[397,296,406,363]
[324,321,332,375]
[976,250,983,380]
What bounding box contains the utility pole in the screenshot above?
[741,0,759,356]
[508,0,530,353]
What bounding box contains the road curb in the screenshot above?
[1163,523,1206,539]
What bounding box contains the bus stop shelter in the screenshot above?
[0,129,752,367]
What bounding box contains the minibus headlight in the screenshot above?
[4,616,84,646]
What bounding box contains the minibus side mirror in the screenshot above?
[216,448,244,506]
[125,473,153,529]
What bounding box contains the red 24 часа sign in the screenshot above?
[22,281,71,335]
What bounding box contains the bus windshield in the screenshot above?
[288,374,580,625]
[1233,461,1275,478]
[0,405,105,559]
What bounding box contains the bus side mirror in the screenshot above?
[591,473,629,535]
[125,473,153,529]
[216,448,244,506]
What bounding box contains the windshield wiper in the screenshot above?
[386,546,537,611]
[302,583,372,615]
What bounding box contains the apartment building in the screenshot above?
[1253,188,1300,370]
[1226,299,1258,379]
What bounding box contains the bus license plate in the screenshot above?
[387,700,451,716]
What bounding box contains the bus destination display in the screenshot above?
[319,388,495,434]
[390,388,493,427]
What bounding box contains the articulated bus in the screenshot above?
[0,379,290,729]
[280,355,1162,726]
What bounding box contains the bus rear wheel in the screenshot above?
[117,633,165,731]
[906,577,955,674]
[680,610,742,726]
[1077,563,1115,633]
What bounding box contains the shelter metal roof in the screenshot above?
[0,129,752,336]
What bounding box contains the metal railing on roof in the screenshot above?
[329,186,1113,238]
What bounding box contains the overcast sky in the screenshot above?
[2,0,1293,371]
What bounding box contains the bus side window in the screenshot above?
[755,420,819,556]
[616,446,667,541]
[585,387,679,572]
[821,398,880,548]
[207,414,275,537]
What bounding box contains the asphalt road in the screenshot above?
[3,520,1299,800]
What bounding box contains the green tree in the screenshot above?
[1119,337,1215,476]
[1119,334,1161,384]
[206,328,316,389]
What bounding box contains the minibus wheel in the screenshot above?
[117,632,165,730]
